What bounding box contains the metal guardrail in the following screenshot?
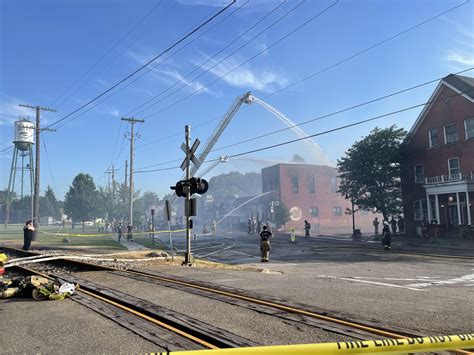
[156,334,474,355]
[425,172,474,185]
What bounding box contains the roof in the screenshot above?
[407,74,474,137]
[443,74,474,100]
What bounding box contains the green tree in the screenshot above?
[64,174,99,231]
[273,202,290,228]
[40,186,60,220]
[337,125,406,220]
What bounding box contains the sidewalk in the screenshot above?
[110,235,149,251]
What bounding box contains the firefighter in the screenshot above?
[259,225,273,262]
[304,220,311,238]
[126,223,133,242]
[117,223,123,242]
[382,221,391,250]
[23,220,35,251]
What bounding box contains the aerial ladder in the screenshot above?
[169,91,252,206]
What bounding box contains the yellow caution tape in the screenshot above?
[39,229,186,238]
[155,334,474,355]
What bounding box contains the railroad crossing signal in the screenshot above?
[180,138,201,171]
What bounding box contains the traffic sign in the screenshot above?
[180,138,201,170]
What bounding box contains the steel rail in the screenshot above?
[124,269,471,355]
[9,264,218,350]
[3,247,470,354]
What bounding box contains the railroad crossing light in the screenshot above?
[190,177,208,195]
[170,181,186,197]
[170,178,209,197]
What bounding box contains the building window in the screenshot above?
[310,207,318,217]
[413,200,428,221]
[331,177,338,193]
[308,177,315,193]
[448,158,460,178]
[465,118,474,140]
[428,129,438,147]
[414,164,424,184]
[332,207,342,216]
[444,123,459,144]
[291,176,298,194]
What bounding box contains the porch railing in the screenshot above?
[425,172,474,185]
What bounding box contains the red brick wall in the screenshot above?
[262,164,381,235]
[401,84,474,233]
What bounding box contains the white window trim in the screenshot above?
[428,129,438,147]
[444,123,459,144]
[448,157,460,177]
[465,117,474,140]
[414,164,424,184]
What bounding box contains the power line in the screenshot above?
[134,0,468,149]
[141,0,339,119]
[55,0,249,132]
[134,89,473,174]
[45,0,237,130]
[135,68,473,170]
[125,0,295,117]
[42,137,57,192]
[49,0,164,108]
[261,0,470,101]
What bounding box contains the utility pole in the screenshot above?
[111,165,117,201]
[105,165,118,193]
[124,160,128,221]
[19,104,56,231]
[184,125,192,265]
[122,117,144,226]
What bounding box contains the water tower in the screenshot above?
[4,119,35,226]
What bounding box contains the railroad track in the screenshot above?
[2,246,471,354]
[7,263,256,352]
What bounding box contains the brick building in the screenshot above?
[401,74,474,234]
[261,163,378,235]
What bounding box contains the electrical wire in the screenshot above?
[135,68,473,170]
[56,0,249,133]
[49,0,164,108]
[134,89,473,173]
[141,0,339,119]
[42,137,57,192]
[125,0,294,117]
[134,0,469,150]
[45,0,237,130]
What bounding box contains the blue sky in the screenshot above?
[1,0,473,199]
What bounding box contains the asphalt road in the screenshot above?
[1,232,473,353]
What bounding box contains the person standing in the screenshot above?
[117,223,123,242]
[304,220,311,238]
[259,225,273,262]
[126,223,133,242]
[382,220,391,250]
[373,217,380,235]
[23,220,35,251]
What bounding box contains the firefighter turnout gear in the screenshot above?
[259,226,273,262]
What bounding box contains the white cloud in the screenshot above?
[202,56,288,93]
[442,17,474,69]
[445,52,474,66]
[155,69,221,97]
[0,95,35,126]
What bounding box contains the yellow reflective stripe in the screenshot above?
[39,229,186,238]
[159,334,474,355]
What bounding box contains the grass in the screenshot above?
[0,225,126,250]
